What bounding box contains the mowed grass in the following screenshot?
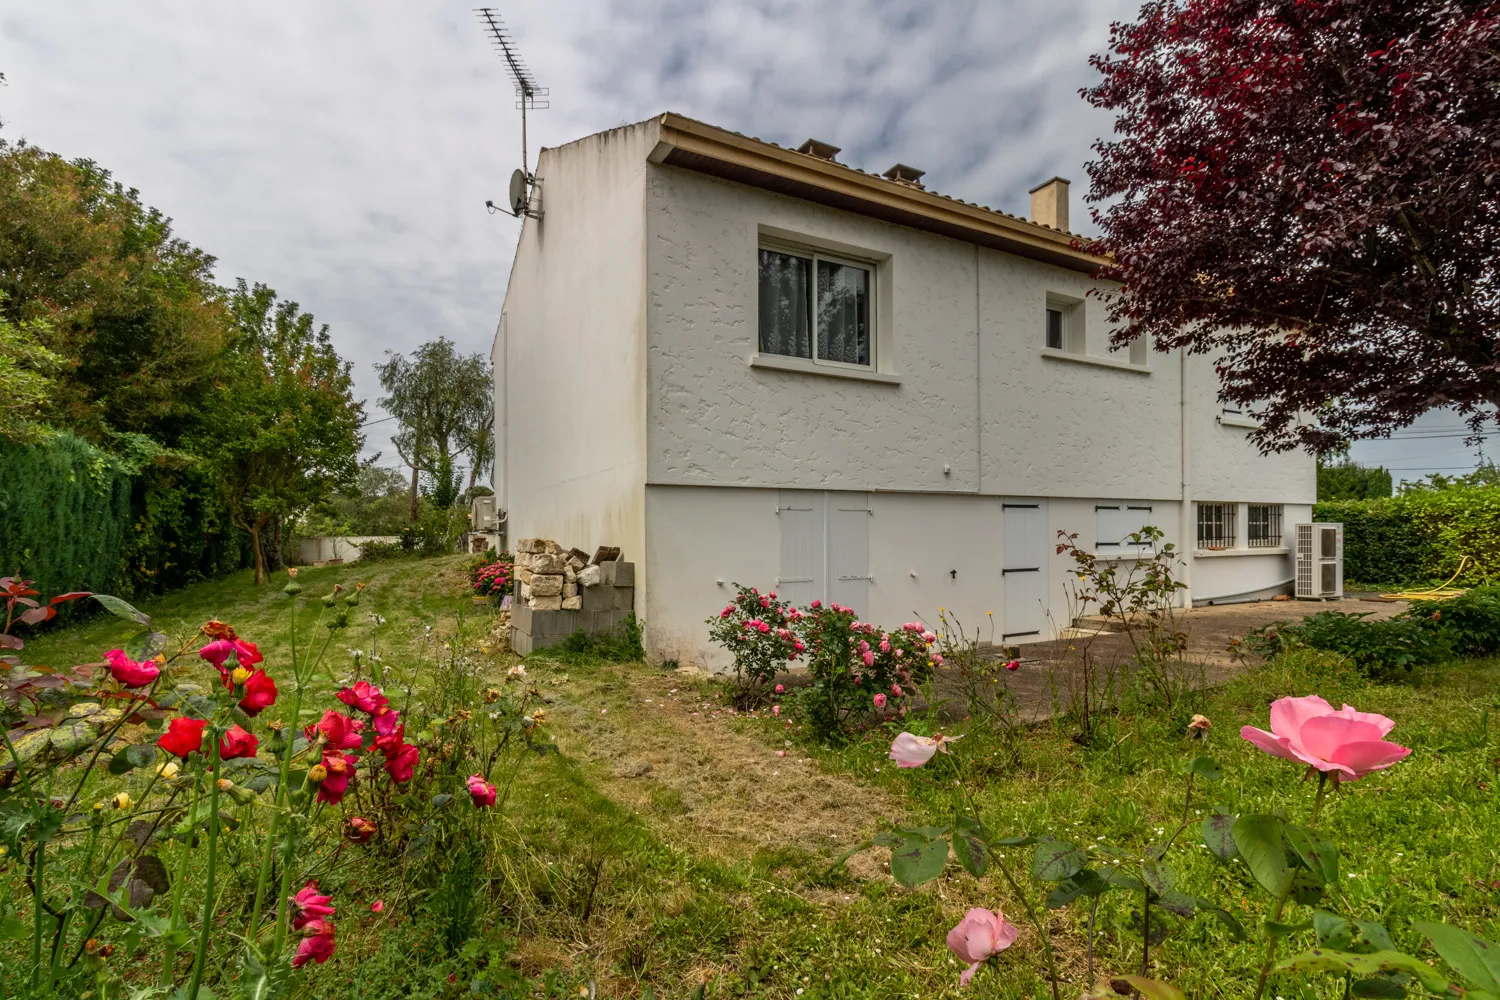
[9,558,1499,999]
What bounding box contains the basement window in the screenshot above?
[1247,504,1284,548]
[1197,503,1237,550]
[758,245,872,368]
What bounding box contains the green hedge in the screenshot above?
[1315,487,1500,587]
[0,433,247,601]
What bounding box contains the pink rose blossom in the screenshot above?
[370,899,385,913]
[891,683,903,697]
[932,653,944,666]
[873,693,887,709]
[1005,660,1020,672]
[946,907,1019,986]
[894,648,904,658]
[810,600,821,609]
[775,684,785,694]
[888,731,962,768]
[772,704,781,716]
[1240,695,1411,782]
[768,590,777,599]
[880,639,891,653]
[104,650,159,688]
[467,773,498,807]
[861,650,874,667]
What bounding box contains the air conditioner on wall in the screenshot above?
[1294,523,1343,600]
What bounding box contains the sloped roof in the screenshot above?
[649,112,1105,275]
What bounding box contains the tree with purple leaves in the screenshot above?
[1084,1,1500,454]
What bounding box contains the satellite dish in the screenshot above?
[509,169,528,216]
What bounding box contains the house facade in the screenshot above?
[492,113,1315,669]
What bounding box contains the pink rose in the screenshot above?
[862,650,875,667]
[873,693,887,709]
[104,649,159,688]
[774,684,785,694]
[1240,695,1411,781]
[946,907,1019,986]
[1005,660,1020,672]
[887,731,961,768]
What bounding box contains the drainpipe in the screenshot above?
[1179,348,1193,607]
[495,313,509,532]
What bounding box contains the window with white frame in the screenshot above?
[1247,503,1283,548]
[1044,295,1082,353]
[1197,502,1236,549]
[758,244,872,367]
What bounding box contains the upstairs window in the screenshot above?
[1045,308,1064,350]
[758,246,872,367]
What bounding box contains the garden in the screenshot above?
[0,539,1495,1000]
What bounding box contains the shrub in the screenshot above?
[356,538,410,563]
[1405,583,1500,656]
[1244,610,1452,677]
[798,602,935,739]
[705,584,804,698]
[469,552,514,599]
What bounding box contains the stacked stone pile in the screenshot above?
[514,538,627,611]
[511,537,635,655]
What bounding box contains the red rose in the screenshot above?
[238,669,278,716]
[305,710,364,750]
[218,724,259,760]
[316,752,358,804]
[157,717,207,759]
[382,742,419,783]
[291,919,336,967]
[289,880,336,929]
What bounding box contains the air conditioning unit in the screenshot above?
[1294,523,1343,600]
[470,494,500,532]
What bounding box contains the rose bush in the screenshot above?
[0,567,553,998]
[704,584,805,702]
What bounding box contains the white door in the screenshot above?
[1002,502,1048,641]
[777,490,824,609]
[828,492,871,615]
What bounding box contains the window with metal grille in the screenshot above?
[1247,504,1283,548]
[1197,502,1236,549]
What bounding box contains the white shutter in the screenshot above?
[777,490,823,609]
[828,492,871,616]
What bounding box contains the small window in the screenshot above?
[1045,308,1064,350]
[1247,504,1283,548]
[758,245,872,367]
[1197,502,1236,550]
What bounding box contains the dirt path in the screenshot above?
[542,662,896,875]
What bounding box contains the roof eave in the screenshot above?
[651,113,1107,275]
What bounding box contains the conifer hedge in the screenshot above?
[0,433,247,601]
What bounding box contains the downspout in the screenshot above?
[975,244,983,494]
[496,312,509,540]
[1179,348,1192,607]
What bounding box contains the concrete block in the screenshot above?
[600,561,635,588]
[614,586,636,612]
[580,584,613,611]
[511,604,532,634]
[532,552,566,574]
[509,627,533,655]
[530,595,563,612]
[529,574,563,597]
[578,565,601,588]
[561,596,582,610]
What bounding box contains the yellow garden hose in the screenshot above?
[1379,555,1474,601]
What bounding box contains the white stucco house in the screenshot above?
[491,113,1315,668]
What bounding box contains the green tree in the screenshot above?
[1317,458,1393,501]
[375,338,491,518]
[0,142,233,444]
[196,281,363,584]
[0,300,62,442]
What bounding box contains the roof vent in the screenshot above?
[883,163,926,188]
[796,138,842,162]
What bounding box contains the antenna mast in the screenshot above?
[475,8,548,186]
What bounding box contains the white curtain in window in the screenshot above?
[816,260,869,365]
[758,250,812,358]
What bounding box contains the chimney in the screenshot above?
[883,163,926,189]
[1029,177,1071,231]
[796,138,842,162]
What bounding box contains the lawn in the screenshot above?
[3,558,1497,998]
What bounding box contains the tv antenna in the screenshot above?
[476,8,547,219]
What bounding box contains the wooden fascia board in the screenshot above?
[651,115,1108,275]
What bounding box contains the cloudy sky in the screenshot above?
[1,1,1487,484]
